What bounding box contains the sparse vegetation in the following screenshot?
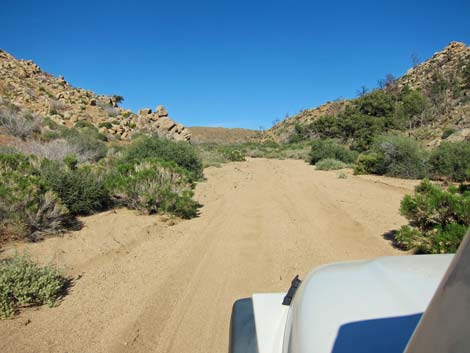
[0,255,68,318]
[196,141,311,167]
[395,179,470,254]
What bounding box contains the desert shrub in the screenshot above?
[315,158,349,170]
[107,159,197,218]
[98,122,112,129]
[354,152,385,175]
[74,120,95,129]
[429,141,470,182]
[42,117,60,130]
[0,255,68,318]
[357,135,429,179]
[14,139,85,163]
[441,127,457,139]
[49,99,66,113]
[0,105,41,139]
[226,149,245,161]
[40,131,61,142]
[309,139,358,165]
[288,123,309,143]
[122,136,203,181]
[104,106,120,117]
[395,179,470,253]
[337,171,348,179]
[66,131,107,161]
[0,154,71,241]
[40,160,109,215]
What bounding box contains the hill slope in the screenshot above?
[188,126,259,144]
[266,42,470,145]
[0,49,191,142]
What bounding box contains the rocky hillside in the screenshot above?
[266,41,470,145]
[0,49,191,142]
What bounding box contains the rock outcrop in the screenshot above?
[0,49,191,142]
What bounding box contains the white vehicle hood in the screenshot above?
[283,255,453,353]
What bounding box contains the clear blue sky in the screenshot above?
[2,0,469,129]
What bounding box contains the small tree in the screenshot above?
[112,95,124,104]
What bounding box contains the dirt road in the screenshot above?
[0,158,416,353]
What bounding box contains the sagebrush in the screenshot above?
[0,255,68,318]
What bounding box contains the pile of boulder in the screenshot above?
[135,105,191,141]
[0,48,192,143]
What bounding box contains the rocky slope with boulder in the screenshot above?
[0,49,191,142]
[266,41,470,145]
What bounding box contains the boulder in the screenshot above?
[156,105,169,117]
[138,108,152,115]
[156,116,176,131]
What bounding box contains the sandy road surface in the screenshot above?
[0,158,416,353]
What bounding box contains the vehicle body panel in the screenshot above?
[231,254,454,353]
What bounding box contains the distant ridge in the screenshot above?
[188,126,259,144]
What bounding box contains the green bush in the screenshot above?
[107,159,197,218]
[315,158,349,170]
[122,136,203,181]
[288,123,309,143]
[225,149,245,162]
[0,154,71,241]
[429,141,470,182]
[40,130,61,142]
[98,122,112,129]
[395,179,470,253]
[74,120,96,129]
[356,90,394,117]
[40,160,109,215]
[358,135,429,179]
[0,255,68,318]
[309,139,358,165]
[354,152,385,175]
[441,127,457,139]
